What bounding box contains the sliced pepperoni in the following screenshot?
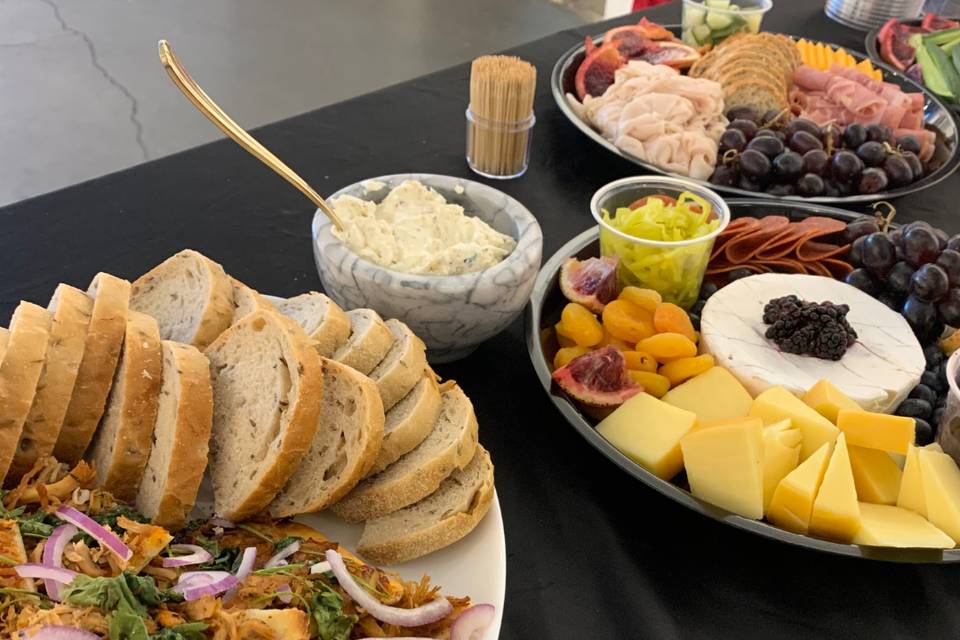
[821,258,854,279]
[755,258,809,274]
[796,240,850,262]
[754,226,812,261]
[723,216,791,263]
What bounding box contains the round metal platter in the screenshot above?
[552,29,960,204]
[525,198,960,562]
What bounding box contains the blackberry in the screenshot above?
[762,296,858,360]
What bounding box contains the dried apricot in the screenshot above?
[598,328,632,351]
[637,333,698,363]
[658,354,715,386]
[554,346,591,370]
[555,322,576,348]
[653,302,697,343]
[623,350,658,373]
[619,287,662,313]
[602,299,656,343]
[561,302,604,347]
[628,370,671,398]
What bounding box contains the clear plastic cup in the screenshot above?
[682,0,773,48]
[938,349,960,459]
[465,107,535,180]
[590,176,730,310]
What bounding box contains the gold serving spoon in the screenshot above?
[158,39,344,230]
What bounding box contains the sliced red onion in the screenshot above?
[19,625,99,640]
[173,570,238,600]
[162,544,213,568]
[357,638,434,640]
[325,550,452,627]
[450,604,496,640]
[276,582,293,604]
[42,524,77,601]
[265,540,300,568]
[210,517,235,529]
[54,505,131,562]
[14,564,77,584]
[309,560,331,574]
[222,546,257,604]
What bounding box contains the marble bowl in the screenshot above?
[312,173,543,363]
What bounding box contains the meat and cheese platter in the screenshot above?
[552,20,960,203]
[527,189,960,562]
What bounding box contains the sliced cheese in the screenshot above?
[680,416,764,519]
[596,393,697,481]
[848,445,902,506]
[837,410,915,455]
[762,420,801,513]
[917,448,960,544]
[803,379,861,423]
[750,386,838,461]
[897,444,926,517]
[853,503,954,549]
[809,433,860,543]
[661,367,753,422]
[700,274,925,414]
[767,442,832,535]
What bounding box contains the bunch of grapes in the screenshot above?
[709,107,925,197]
[844,219,960,345]
[893,344,950,446]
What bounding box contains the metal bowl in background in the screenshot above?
[825,0,923,30]
[551,30,960,205]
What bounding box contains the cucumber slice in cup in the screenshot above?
[704,0,731,8]
[706,10,734,30]
[692,23,713,44]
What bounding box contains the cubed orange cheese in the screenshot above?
[750,386,838,461]
[762,420,801,513]
[918,448,960,544]
[596,393,697,480]
[809,433,860,543]
[681,416,764,519]
[897,444,926,517]
[853,503,954,548]
[661,367,753,423]
[766,442,832,535]
[837,410,915,454]
[802,379,861,424]
[848,445,902,505]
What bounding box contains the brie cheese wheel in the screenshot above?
[701,274,924,414]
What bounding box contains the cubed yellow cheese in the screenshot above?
[837,410,915,454]
[853,503,954,548]
[762,420,801,513]
[766,442,832,535]
[661,367,753,423]
[596,393,697,480]
[918,448,960,544]
[897,444,926,517]
[750,386,839,461]
[848,445,902,505]
[681,416,764,519]
[809,433,861,543]
[802,379,861,424]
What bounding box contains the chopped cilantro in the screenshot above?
[310,584,357,640]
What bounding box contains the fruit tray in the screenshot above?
[552,29,960,204]
[525,198,960,562]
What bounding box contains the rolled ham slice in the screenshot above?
[794,65,832,92]
[826,76,887,123]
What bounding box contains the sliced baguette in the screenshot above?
[86,311,163,501]
[368,371,441,477]
[0,302,53,480]
[357,444,494,564]
[130,249,234,349]
[8,286,93,483]
[205,311,323,521]
[269,357,385,517]
[331,382,478,523]
[55,273,131,465]
[136,341,213,529]
[276,292,351,358]
[230,277,276,325]
[0,328,8,353]
[369,319,427,412]
[332,309,393,375]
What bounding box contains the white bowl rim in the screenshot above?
[312,172,542,285]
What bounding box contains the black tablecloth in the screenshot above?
[3,2,959,638]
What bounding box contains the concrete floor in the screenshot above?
[0,0,590,206]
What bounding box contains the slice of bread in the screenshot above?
[230,277,276,325]
[269,357,385,517]
[368,371,441,477]
[0,329,8,354]
[136,341,213,529]
[331,382,478,523]
[357,444,494,564]
[369,319,427,412]
[205,311,323,521]
[723,80,788,114]
[86,311,163,501]
[275,292,351,358]
[55,273,131,465]
[333,309,393,375]
[130,249,234,349]
[0,302,53,480]
[8,285,93,483]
